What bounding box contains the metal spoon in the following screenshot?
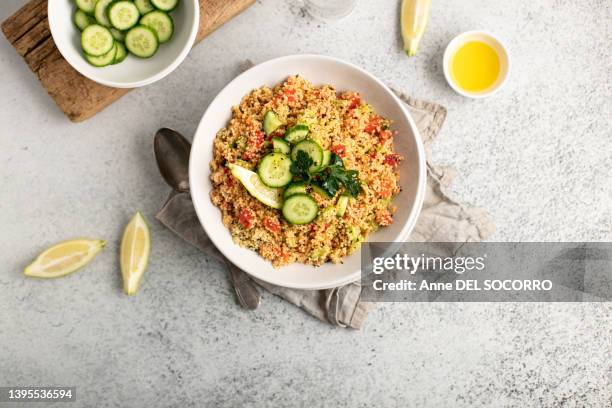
[154,128,191,193]
[153,128,261,310]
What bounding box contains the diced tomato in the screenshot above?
[264,217,281,234]
[379,130,392,142]
[384,153,400,167]
[284,88,296,95]
[331,144,346,157]
[343,93,361,109]
[322,223,330,232]
[238,208,255,229]
[376,179,394,198]
[278,248,290,263]
[268,129,284,141]
[376,209,393,226]
[364,115,380,133]
[251,130,264,149]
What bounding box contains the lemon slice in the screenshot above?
[401,0,432,56]
[228,163,283,209]
[24,239,106,278]
[120,211,151,295]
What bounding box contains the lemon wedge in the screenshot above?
[228,163,283,209]
[401,0,432,56]
[120,211,151,295]
[24,239,106,278]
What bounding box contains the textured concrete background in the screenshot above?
[1,0,610,406]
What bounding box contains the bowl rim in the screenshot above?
[47,0,200,89]
[442,30,511,99]
[189,54,427,289]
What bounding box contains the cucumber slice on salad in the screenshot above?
[81,25,114,56]
[285,124,309,143]
[272,137,291,154]
[113,41,128,64]
[85,42,117,67]
[257,152,293,188]
[109,1,140,31]
[125,26,159,58]
[228,163,283,209]
[151,0,180,12]
[282,194,319,225]
[336,194,350,216]
[74,9,95,31]
[291,139,324,173]
[134,0,156,15]
[94,0,114,27]
[263,111,282,135]
[75,0,96,14]
[320,150,332,170]
[283,182,307,199]
[110,28,126,42]
[311,183,332,199]
[140,11,174,43]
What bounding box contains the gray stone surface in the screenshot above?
[0,0,610,406]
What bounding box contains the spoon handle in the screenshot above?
[224,257,261,310]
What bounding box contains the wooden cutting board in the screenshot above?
[1,0,255,122]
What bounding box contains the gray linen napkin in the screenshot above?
[155,80,495,330]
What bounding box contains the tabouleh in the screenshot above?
[209,76,403,267]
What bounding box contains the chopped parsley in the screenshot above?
[291,151,360,198]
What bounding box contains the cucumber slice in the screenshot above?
[285,124,309,143]
[94,0,114,27]
[75,0,96,14]
[113,41,128,64]
[81,25,114,56]
[263,111,282,135]
[311,184,332,199]
[336,194,350,216]
[140,11,174,43]
[109,1,140,31]
[283,182,307,199]
[272,137,291,154]
[110,28,126,42]
[134,0,155,14]
[151,0,180,12]
[85,42,117,67]
[74,9,95,31]
[282,194,319,225]
[291,140,324,173]
[257,152,293,188]
[319,150,332,170]
[125,25,159,58]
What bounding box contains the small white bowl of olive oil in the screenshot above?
[443,31,510,98]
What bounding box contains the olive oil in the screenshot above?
[451,41,500,93]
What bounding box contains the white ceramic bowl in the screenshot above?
[189,55,427,289]
[443,30,510,98]
[48,0,199,88]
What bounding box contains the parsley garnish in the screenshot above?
[290,150,313,182]
[317,153,360,197]
[290,150,360,198]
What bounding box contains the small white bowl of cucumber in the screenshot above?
[48,0,199,88]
